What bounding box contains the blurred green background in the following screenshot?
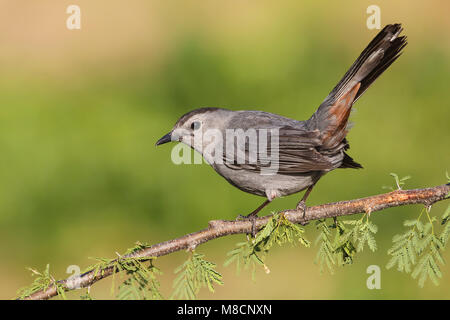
[0,0,449,299]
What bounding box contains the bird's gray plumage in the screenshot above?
[156,24,407,211]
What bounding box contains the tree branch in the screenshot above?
[22,183,449,300]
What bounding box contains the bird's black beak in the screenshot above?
[155,132,172,146]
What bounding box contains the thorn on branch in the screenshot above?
[208,220,223,229]
[187,241,198,252]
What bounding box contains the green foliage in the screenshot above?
[16,264,67,300]
[315,214,378,274]
[386,225,417,273]
[172,252,223,300]
[88,257,115,280]
[224,241,265,280]
[224,213,310,277]
[79,289,94,300]
[341,216,378,253]
[387,207,448,287]
[16,184,448,299]
[93,242,163,300]
[332,220,357,267]
[254,213,310,250]
[16,242,162,300]
[382,173,412,191]
[115,257,163,300]
[314,220,337,274]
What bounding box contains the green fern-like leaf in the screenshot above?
[16,264,68,300]
[412,251,442,287]
[314,220,336,274]
[332,220,356,266]
[225,213,309,278]
[387,229,418,273]
[224,241,264,279]
[382,173,411,191]
[342,216,378,253]
[388,205,448,287]
[172,252,223,300]
[254,213,310,252]
[116,257,163,300]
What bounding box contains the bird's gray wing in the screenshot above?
[223,125,334,174]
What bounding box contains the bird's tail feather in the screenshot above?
[308,24,407,149]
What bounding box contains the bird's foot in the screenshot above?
[296,200,309,225]
[236,213,258,237]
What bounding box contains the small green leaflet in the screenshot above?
[172,252,223,300]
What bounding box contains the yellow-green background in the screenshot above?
[0,0,449,299]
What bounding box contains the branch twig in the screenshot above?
[22,183,449,300]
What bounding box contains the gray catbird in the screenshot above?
[156,24,407,231]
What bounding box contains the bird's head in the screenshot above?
[155,107,231,153]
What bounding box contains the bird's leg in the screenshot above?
[237,199,271,237]
[296,183,316,221]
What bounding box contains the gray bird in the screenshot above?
[156,24,407,231]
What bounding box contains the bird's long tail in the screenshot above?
[308,24,407,150]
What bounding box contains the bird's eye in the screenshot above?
[191,121,201,130]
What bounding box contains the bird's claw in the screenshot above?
[236,213,258,237]
[296,200,309,225]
